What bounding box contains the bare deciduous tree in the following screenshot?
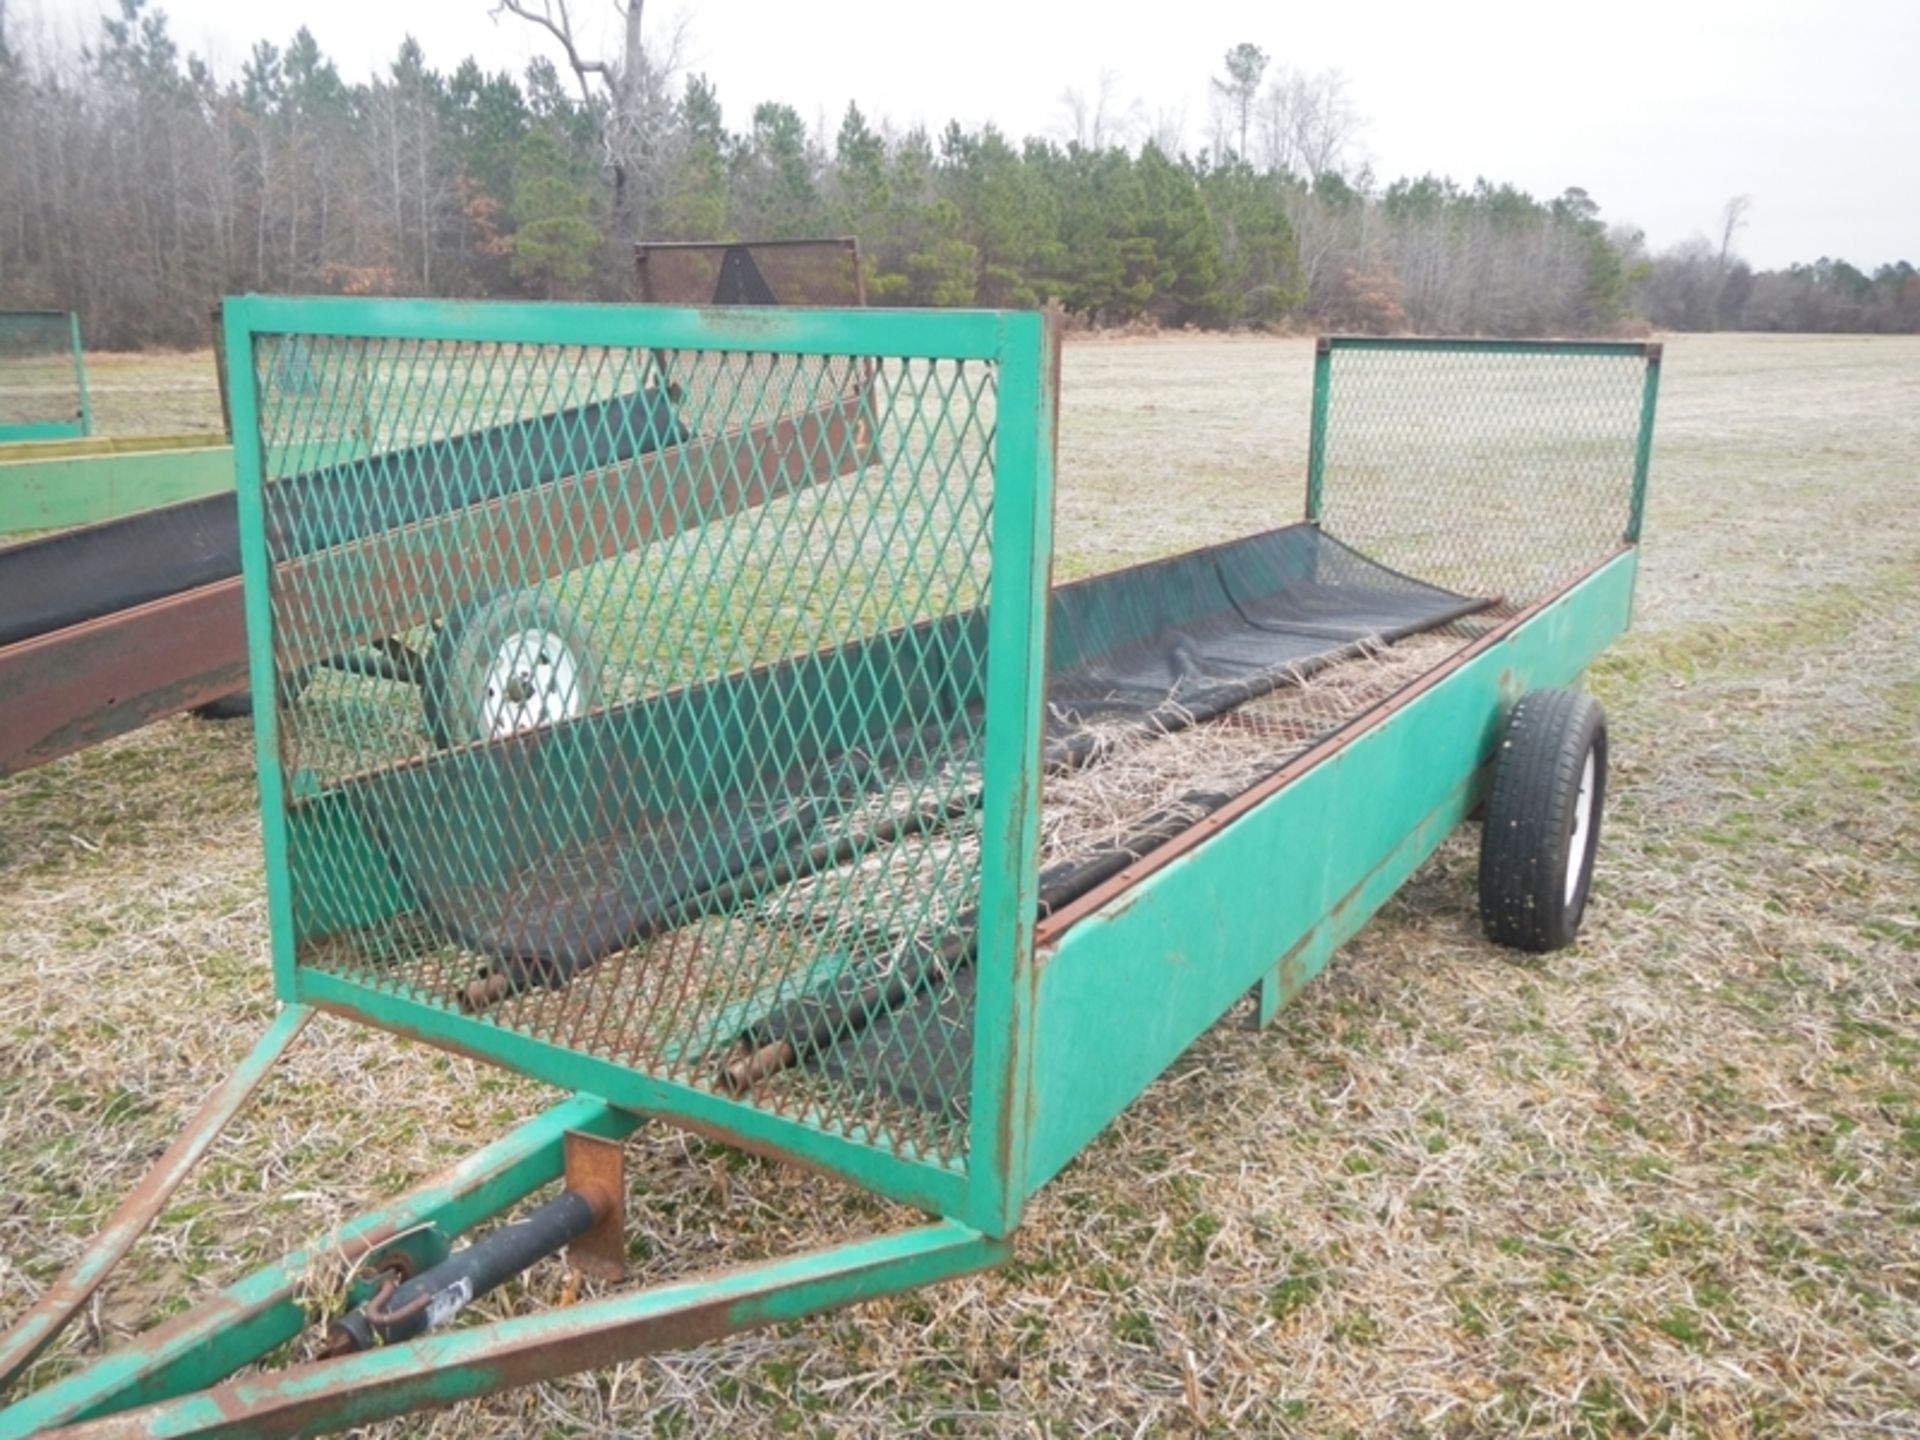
[1717,193,1752,274]
[490,0,685,232]
[1058,68,1142,151]
[1259,66,1361,179]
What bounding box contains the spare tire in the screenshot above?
[192,668,312,722]
[422,591,601,748]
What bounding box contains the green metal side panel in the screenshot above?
[223,295,1047,1220]
[1022,550,1639,1195]
[0,430,224,464]
[286,797,412,939]
[0,419,88,444]
[0,444,232,534]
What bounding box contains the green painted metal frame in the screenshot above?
[1626,343,1664,543]
[0,440,232,535]
[225,308,1658,1231]
[48,1222,1004,1439]
[224,296,1059,1238]
[0,311,91,444]
[1304,334,1660,525]
[0,1065,993,1440]
[1304,336,1333,521]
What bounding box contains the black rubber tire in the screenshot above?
[422,591,600,748]
[1478,688,1609,953]
[191,669,311,722]
[192,693,256,721]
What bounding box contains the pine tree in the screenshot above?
[663,75,730,240]
[509,129,601,298]
[1135,144,1221,325]
[1203,160,1303,326]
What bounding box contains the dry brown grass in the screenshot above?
[2,333,1917,1437]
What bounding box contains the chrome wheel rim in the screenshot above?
[1565,747,1597,908]
[480,628,582,738]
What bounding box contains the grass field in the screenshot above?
[1,332,1915,1437]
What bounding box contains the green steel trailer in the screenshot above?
[0,305,227,538]
[0,300,1660,1438]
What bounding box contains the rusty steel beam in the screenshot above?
[0,578,249,776]
[0,396,863,776]
[270,397,866,671]
[46,1221,1003,1440]
[0,1007,313,1394]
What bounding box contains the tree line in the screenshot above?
[0,3,1912,349]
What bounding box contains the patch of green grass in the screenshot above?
[1112,1308,1156,1346]
[1654,1309,1710,1350]
[1267,1250,1326,1323]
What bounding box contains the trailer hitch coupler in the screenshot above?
[323,1174,620,1357]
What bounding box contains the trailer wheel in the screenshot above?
[191,670,311,722]
[1478,688,1608,953]
[423,592,600,747]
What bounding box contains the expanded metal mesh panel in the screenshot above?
[636,240,864,308]
[251,321,1002,1168]
[0,311,82,431]
[1311,340,1653,605]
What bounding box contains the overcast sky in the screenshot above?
[28,0,1920,268]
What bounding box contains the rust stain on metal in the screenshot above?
[720,1038,794,1093]
[562,1131,627,1283]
